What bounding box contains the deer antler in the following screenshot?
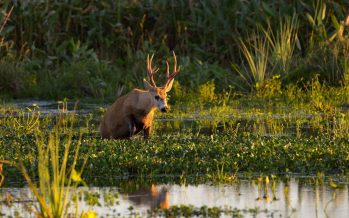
[147,54,158,87]
[165,51,181,87]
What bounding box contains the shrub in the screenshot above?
[0,60,25,98]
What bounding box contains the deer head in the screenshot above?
[143,52,181,113]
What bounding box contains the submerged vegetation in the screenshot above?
[1,95,349,187]
[1,129,349,185]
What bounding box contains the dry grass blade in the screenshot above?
[0,5,13,33]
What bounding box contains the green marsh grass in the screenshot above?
[262,15,299,77]
[234,33,270,91]
[306,0,328,49]
[0,103,89,217]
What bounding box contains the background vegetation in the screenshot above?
[0,0,349,103]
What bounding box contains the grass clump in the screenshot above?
[23,114,85,217]
[233,33,270,91]
[0,104,89,217]
[263,15,299,77]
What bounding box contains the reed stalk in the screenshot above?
[235,33,270,90]
[1,103,88,218]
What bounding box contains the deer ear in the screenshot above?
[165,79,174,92]
[143,79,155,91]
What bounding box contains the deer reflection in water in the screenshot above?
[127,184,169,209]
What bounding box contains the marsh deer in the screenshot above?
[100,52,180,139]
[126,184,169,209]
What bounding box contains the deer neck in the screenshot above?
[136,90,156,115]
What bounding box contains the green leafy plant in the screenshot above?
[306,0,328,48]
[198,80,216,103]
[256,74,282,99]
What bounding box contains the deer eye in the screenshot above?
[155,95,160,101]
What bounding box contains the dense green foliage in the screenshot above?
[91,134,348,177]
[0,0,349,100]
[150,205,273,218]
[1,82,349,185]
[2,133,348,183]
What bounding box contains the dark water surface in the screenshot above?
[7,100,345,137]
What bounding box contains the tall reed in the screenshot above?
[17,103,88,218]
[234,33,269,91]
[262,15,299,76]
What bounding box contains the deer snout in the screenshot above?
[161,107,169,113]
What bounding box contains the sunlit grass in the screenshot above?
[234,33,270,91]
[0,102,89,217]
[262,15,299,76]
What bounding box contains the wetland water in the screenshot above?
[8,100,345,136]
[1,100,349,217]
[1,178,348,217]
